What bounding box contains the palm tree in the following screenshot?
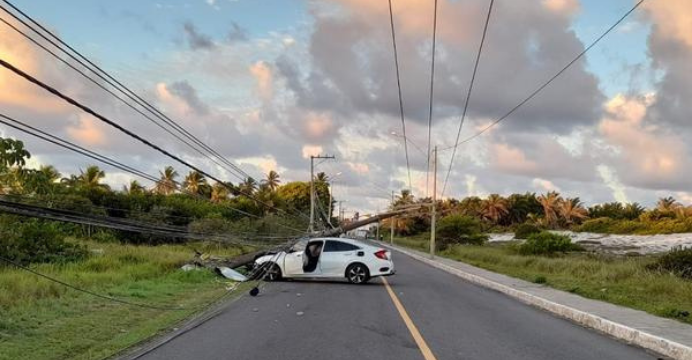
[315,172,329,183]
[394,189,414,208]
[262,170,281,191]
[560,197,588,225]
[480,194,509,224]
[210,182,230,203]
[657,196,681,213]
[183,170,207,194]
[78,165,109,191]
[239,177,258,195]
[60,174,80,188]
[23,166,60,195]
[623,202,645,220]
[123,180,146,195]
[537,191,562,227]
[39,165,60,183]
[154,166,178,195]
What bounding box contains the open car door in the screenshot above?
[302,240,323,274]
[283,239,307,276]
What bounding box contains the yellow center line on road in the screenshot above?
[381,277,438,360]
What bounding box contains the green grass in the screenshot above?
[0,240,248,360]
[393,235,692,325]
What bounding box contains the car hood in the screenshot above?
[255,252,286,265]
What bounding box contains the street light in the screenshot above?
[328,172,343,224]
[390,131,428,157]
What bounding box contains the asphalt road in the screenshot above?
[136,250,659,360]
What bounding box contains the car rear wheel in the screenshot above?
[346,263,370,284]
[263,263,282,281]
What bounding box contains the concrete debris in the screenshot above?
[180,264,200,271]
[214,267,248,282]
[296,311,304,316]
[252,308,259,312]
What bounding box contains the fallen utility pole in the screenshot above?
[317,205,424,238]
[202,204,426,270]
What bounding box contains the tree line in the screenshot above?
[0,137,335,253]
[384,189,692,236]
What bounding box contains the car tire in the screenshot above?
[346,263,370,284]
[263,262,282,282]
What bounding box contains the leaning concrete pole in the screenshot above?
[390,190,395,245]
[430,146,437,259]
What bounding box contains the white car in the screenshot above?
[253,237,395,284]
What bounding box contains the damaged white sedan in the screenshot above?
[253,237,395,284]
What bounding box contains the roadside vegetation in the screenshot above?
[378,184,692,326]
[393,235,692,325]
[0,137,330,359]
[0,240,247,360]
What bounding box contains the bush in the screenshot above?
[577,217,617,233]
[515,223,541,239]
[518,231,583,256]
[0,216,88,265]
[436,215,488,250]
[647,246,692,279]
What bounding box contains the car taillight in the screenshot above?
[374,250,389,260]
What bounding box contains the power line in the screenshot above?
[440,0,646,152]
[386,0,412,191]
[440,0,494,198]
[0,243,291,313]
[0,113,306,234]
[0,2,313,224]
[425,0,438,198]
[0,198,297,246]
[0,1,254,184]
[0,57,310,223]
[0,11,246,185]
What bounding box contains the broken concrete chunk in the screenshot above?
[215,267,249,282]
[180,264,199,271]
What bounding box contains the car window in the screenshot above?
[323,240,360,252]
[338,242,360,251]
[323,240,339,252]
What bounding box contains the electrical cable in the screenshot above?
[425,0,438,197]
[0,113,307,234]
[439,0,646,152]
[440,0,494,198]
[0,58,310,223]
[0,1,255,184]
[387,0,412,191]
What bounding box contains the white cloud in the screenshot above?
[532,178,560,193]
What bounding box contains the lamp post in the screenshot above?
[328,172,343,226]
[390,131,427,158]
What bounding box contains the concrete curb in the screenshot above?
[382,243,692,360]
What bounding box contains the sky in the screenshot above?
[1,0,691,216]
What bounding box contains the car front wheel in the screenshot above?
[346,263,370,284]
[264,263,282,281]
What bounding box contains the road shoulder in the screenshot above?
[380,242,692,360]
